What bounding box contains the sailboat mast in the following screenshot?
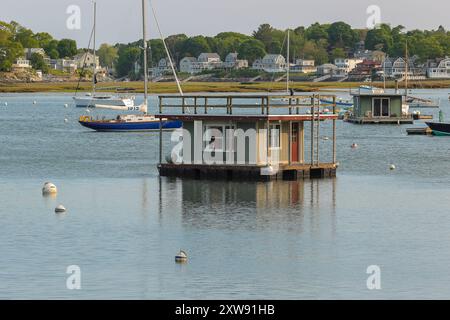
[405,40,408,96]
[286,29,290,93]
[142,0,149,112]
[92,0,97,96]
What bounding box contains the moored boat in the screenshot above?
[79,115,181,132]
[425,122,450,136]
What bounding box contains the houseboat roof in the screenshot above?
[155,114,338,122]
[350,92,406,97]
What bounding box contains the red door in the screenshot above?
[291,123,299,162]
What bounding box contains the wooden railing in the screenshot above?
[158,94,338,115]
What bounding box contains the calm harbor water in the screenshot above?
[1,89,450,299]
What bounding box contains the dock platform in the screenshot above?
[159,163,337,181]
[346,117,414,124]
[406,127,433,135]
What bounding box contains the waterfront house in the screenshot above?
[252,54,286,73]
[224,52,248,69]
[153,58,176,76]
[334,58,363,77]
[156,94,338,181]
[427,57,450,79]
[292,59,316,73]
[49,58,78,73]
[24,48,46,59]
[354,50,386,63]
[382,57,422,79]
[348,60,382,81]
[13,58,31,69]
[73,52,100,70]
[316,63,338,76]
[179,57,202,74]
[348,89,412,124]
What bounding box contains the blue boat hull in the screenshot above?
[79,120,182,132]
[320,99,353,107]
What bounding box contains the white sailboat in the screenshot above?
[73,1,135,108]
[78,0,182,131]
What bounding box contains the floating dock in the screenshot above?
[406,127,433,135]
[155,94,339,181]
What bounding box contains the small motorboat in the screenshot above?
[425,122,450,136]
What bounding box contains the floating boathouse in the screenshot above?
[156,94,338,181]
[347,89,413,124]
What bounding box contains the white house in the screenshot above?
[153,58,176,76]
[382,57,418,79]
[73,52,100,70]
[49,59,77,73]
[334,58,363,76]
[224,52,248,69]
[427,57,450,79]
[180,57,202,74]
[24,48,46,59]
[316,63,338,76]
[252,54,286,73]
[13,58,31,68]
[180,53,224,74]
[292,59,316,73]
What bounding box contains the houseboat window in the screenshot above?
[269,124,281,149]
[373,98,390,117]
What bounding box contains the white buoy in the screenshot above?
[33,101,37,105]
[322,136,329,141]
[175,250,188,263]
[351,143,358,149]
[64,118,68,123]
[64,104,69,108]
[42,182,58,195]
[86,109,91,113]
[390,164,396,170]
[55,205,66,213]
[4,102,7,106]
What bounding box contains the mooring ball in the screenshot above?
[390,164,396,170]
[55,205,66,213]
[42,182,58,195]
[351,143,358,149]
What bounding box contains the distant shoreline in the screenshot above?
[1,80,449,94]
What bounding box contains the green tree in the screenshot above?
[330,47,346,61]
[181,36,211,57]
[365,24,393,52]
[30,52,48,72]
[116,46,141,78]
[97,43,118,69]
[328,22,358,48]
[57,39,77,58]
[43,39,59,59]
[237,39,266,64]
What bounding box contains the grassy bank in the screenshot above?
[1,80,449,94]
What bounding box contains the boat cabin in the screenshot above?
[348,90,413,124]
[155,94,339,181]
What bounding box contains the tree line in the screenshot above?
[1,20,450,77]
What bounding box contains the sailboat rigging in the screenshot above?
[78,0,181,131]
[73,0,135,109]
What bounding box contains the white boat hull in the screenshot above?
[73,96,135,108]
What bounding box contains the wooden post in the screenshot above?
[159,119,162,165]
[266,97,270,115]
[316,95,320,165]
[288,120,292,165]
[159,97,162,114]
[194,97,197,114]
[332,95,337,164]
[266,119,270,165]
[204,97,208,114]
[182,97,185,114]
[296,98,299,114]
[310,95,315,166]
[289,98,292,115]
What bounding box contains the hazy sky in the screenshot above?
[1,0,449,47]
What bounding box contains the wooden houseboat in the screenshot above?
[347,89,413,124]
[155,94,338,181]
